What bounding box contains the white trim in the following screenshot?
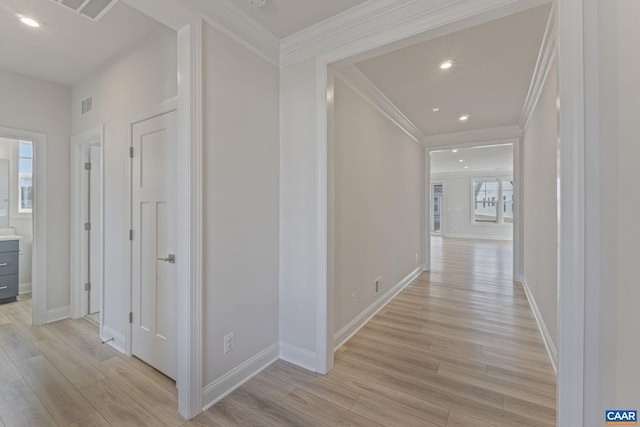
[19,282,32,294]
[46,306,70,323]
[557,0,586,425]
[442,233,513,242]
[425,126,523,148]
[0,126,47,326]
[432,170,514,179]
[121,1,204,419]
[333,265,423,351]
[520,5,557,128]
[281,0,552,66]
[334,66,425,143]
[521,279,558,375]
[202,343,279,411]
[279,342,317,372]
[70,126,104,322]
[101,325,126,354]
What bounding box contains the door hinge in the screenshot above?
[129,229,133,241]
[84,162,92,171]
[129,147,134,158]
[84,282,91,291]
[129,312,133,324]
[84,222,91,231]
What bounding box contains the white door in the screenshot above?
[131,110,177,380]
[88,145,102,315]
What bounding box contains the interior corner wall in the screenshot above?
[202,23,280,390]
[71,26,177,340]
[522,56,558,352]
[0,68,71,314]
[332,76,424,334]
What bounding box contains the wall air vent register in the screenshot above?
[50,0,120,22]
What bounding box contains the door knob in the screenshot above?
[157,254,176,263]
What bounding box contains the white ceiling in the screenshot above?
[0,0,167,86]
[355,5,550,137]
[230,0,367,38]
[430,144,513,174]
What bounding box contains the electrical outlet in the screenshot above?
[351,292,356,305]
[416,253,419,262]
[224,332,234,354]
[374,276,382,295]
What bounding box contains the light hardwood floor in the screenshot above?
[0,237,556,426]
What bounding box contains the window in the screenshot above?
[18,142,32,213]
[472,177,513,224]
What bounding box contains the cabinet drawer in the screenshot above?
[0,251,17,276]
[0,240,18,253]
[0,276,17,300]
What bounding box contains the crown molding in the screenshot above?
[280,0,552,67]
[184,0,280,66]
[520,4,556,128]
[335,65,426,144]
[425,125,522,148]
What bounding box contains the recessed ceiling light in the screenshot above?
[452,149,458,153]
[459,159,464,163]
[459,114,470,122]
[440,60,453,70]
[432,107,440,113]
[17,14,40,28]
[464,166,469,169]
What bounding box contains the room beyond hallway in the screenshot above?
[196,237,556,426]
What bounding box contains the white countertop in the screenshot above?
[0,235,22,241]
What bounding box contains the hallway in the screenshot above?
[198,237,556,426]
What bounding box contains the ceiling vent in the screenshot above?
[51,0,120,22]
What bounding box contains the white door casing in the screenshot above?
[88,145,102,315]
[131,110,178,380]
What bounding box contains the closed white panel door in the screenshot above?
[131,110,177,380]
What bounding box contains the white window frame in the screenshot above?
[471,176,513,225]
[10,140,33,219]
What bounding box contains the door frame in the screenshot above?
[120,1,203,419]
[315,0,588,424]
[70,126,104,331]
[0,126,47,326]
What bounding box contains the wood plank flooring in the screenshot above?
[0,294,185,427]
[0,237,556,426]
[199,237,556,426]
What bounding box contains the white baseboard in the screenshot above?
[202,343,279,411]
[521,278,558,375]
[333,265,424,351]
[101,325,126,354]
[46,306,70,323]
[278,342,317,372]
[19,282,32,294]
[444,233,513,241]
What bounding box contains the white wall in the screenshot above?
[0,68,71,313]
[279,58,320,366]
[432,172,513,241]
[583,0,640,419]
[202,23,280,388]
[521,57,558,354]
[71,27,177,339]
[331,77,424,333]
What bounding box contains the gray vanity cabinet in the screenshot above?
[0,240,19,303]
